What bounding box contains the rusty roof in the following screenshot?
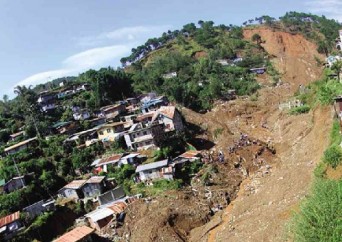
[179,150,201,159]
[100,103,124,112]
[86,176,105,184]
[136,112,155,122]
[4,137,37,152]
[152,106,176,122]
[97,154,123,166]
[9,131,25,138]
[0,211,20,228]
[107,201,127,214]
[54,226,94,242]
[99,122,125,129]
[63,180,87,190]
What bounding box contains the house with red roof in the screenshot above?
[0,211,23,240]
[54,225,94,242]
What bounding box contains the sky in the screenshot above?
[0,0,341,98]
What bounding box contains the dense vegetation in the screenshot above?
[292,70,342,241]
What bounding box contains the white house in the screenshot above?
[151,106,184,132]
[124,123,164,151]
[73,109,91,121]
[135,159,174,182]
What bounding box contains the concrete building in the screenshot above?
[97,122,125,142]
[151,106,184,132]
[3,176,26,194]
[124,123,164,150]
[4,137,38,156]
[58,180,87,200]
[0,211,23,240]
[82,176,106,198]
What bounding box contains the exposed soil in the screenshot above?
[116,27,332,242]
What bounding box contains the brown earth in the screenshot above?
[117,27,332,242]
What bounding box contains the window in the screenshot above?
[99,131,104,135]
[143,131,147,135]
[106,128,111,133]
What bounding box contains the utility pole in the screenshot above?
[12,158,25,188]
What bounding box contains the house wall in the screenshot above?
[5,178,25,193]
[98,125,124,142]
[82,183,103,198]
[139,169,162,181]
[62,188,81,200]
[98,187,125,206]
[6,144,28,155]
[23,200,45,219]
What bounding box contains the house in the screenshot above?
[151,106,184,132]
[97,122,125,142]
[64,127,100,147]
[120,114,137,129]
[162,72,177,79]
[4,137,38,155]
[85,202,127,231]
[88,117,106,128]
[100,103,126,120]
[135,159,174,182]
[52,121,78,135]
[94,154,124,172]
[57,88,75,99]
[326,55,342,68]
[76,83,91,92]
[250,67,266,74]
[37,91,56,104]
[178,150,201,161]
[82,176,107,198]
[139,92,157,103]
[58,180,87,200]
[9,131,25,142]
[0,211,23,240]
[23,199,55,219]
[41,103,56,112]
[73,109,91,121]
[54,226,94,242]
[124,122,165,150]
[141,96,169,113]
[98,186,126,206]
[3,176,26,194]
[119,153,145,167]
[136,112,155,125]
[125,97,139,106]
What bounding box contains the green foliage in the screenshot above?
[293,179,342,242]
[323,145,342,169]
[213,128,223,139]
[288,105,310,115]
[330,120,342,146]
[133,179,182,196]
[108,164,135,185]
[279,12,342,54]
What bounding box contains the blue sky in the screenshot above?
[0,0,341,98]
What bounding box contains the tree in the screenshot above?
[331,60,342,81]
[251,33,262,45]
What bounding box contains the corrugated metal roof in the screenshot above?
[179,150,201,159]
[54,226,94,242]
[0,211,20,228]
[97,154,123,166]
[85,208,114,222]
[122,153,140,159]
[136,159,169,173]
[63,180,86,190]
[86,176,105,184]
[108,201,127,214]
[4,137,37,152]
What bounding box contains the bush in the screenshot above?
[289,105,310,115]
[293,179,342,242]
[323,145,342,169]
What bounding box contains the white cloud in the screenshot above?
[16,44,131,89]
[14,25,171,90]
[77,25,171,47]
[305,0,342,21]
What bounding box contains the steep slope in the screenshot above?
[186,27,331,242]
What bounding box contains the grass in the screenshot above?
[131,179,182,197]
[292,117,342,241]
[288,105,310,115]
